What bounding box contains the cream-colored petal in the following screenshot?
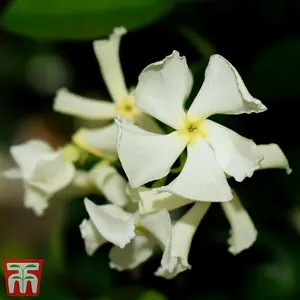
[53,88,116,120]
[204,120,262,182]
[10,140,52,179]
[79,218,107,256]
[72,123,118,157]
[89,165,128,206]
[187,54,267,120]
[130,187,192,214]
[93,27,128,103]
[221,190,257,255]
[109,235,154,271]
[136,113,163,134]
[72,170,90,189]
[257,144,292,174]
[157,202,211,279]
[84,198,135,248]
[29,151,75,195]
[134,51,190,129]
[24,184,49,216]
[3,167,22,179]
[137,209,171,249]
[187,69,194,99]
[155,139,232,202]
[116,118,188,188]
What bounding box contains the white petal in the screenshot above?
[221,190,257,255]
[73,123,118,157]
[157,202,210,279]
[257,144,292,174]
[93,27,128,103]
[3,167,22,179]
[187,54,267,120]
[136,113,163,134]
[84,198,135,248]
[72,170,90,189]
[204,120,261,182]
[109,235,154,271]
[187,69,194,99]
[53,88,116,120]
[134,50,190,129]
[79,218,107,256]
[24,185,49,216]
[89,165,128,206]
[155,139,232,202]
[137,209,171,249]
[29,151,75,195]
[10,140,52,178]
[116,118,188,187]
[130,187,192,214]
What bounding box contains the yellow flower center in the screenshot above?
[179,118,205,143]
[116,97,139,121]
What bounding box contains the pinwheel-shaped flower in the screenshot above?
[134,143,291,278]
[3,140,75,216]
[80,198,171,271]
[116,51,267,201]
[54,27,160,157]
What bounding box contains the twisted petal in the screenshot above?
[84,198,135,248]
[24,185,49,216]
[29,151,75,195]
[137,209,171,249]
[109,235,154,271]
[257,144,292,174]
[187,54,267,120]
[130,187,192,214]
[89,165,128,206]
[221,190,257,255]
[10,140,52,179]
[79,218,107,256]
[73,123,118,157]
[155,139,232,202]
[54,88,116,120]
[116,118,188,187]
[157,202,211,279]
[134,51,190,129]
[93,27,128,103]
[204,120,262,182]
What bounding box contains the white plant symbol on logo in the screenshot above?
[7,263,39,294]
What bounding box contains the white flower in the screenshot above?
[54,27,161,157]
[136,142,291,268]
[80,198,171,271]
[116,51,267,202]
[156,202,210,279]
[3,140,75,216]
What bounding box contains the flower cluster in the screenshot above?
[4,27,291,279]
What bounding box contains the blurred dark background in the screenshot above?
[0,0,299,299]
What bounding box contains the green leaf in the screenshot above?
[11,275,22,280]
[95,287,166,300]
[1,0,173,40]
[248,37,300,100]
[138,290,167,300]
[25,275,35,279]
